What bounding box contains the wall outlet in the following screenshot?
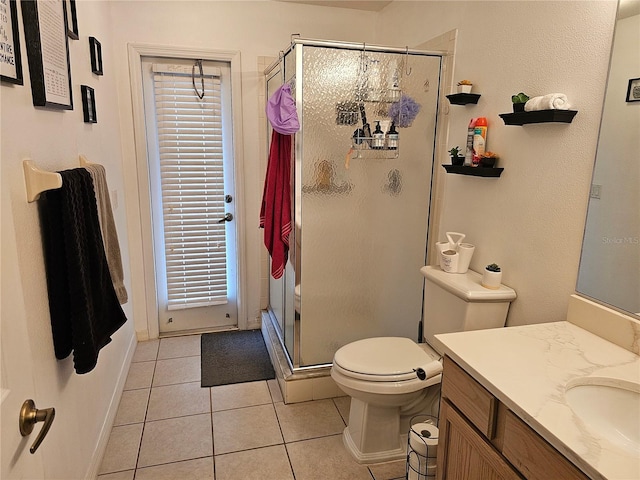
[590,184,602,199]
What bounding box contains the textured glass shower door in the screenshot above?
[267,41,441,368]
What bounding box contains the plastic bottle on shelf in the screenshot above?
[387,122,399,150]
[472,117,488,166]
[372,121,385,149]
[464,118,476,166]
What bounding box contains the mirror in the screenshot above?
[576,0,640,316]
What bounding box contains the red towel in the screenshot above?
[260,130,292,279]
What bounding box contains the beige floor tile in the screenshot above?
[135,457,214,480]
[286,434,372,480]
[132,340,159,363]
[123,361,155,391]
[158,335,201,359]
[211,381,271,412]
[152,356,200,387]
[114,389,149,426]
[138,413,212,468]
[267,379,283,403]
[147,382,211,421]
[212,404,283,455]
[98,424,143,475]
[368,459,407,480]
[97,471,135,480]
[274,399,345,442]
[215,445,294,480]
[333,396,351,423]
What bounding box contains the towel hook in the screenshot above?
[405,46,412,76]
[191,59,205,99]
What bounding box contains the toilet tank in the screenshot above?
[420,266,516,351]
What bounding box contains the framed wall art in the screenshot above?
[64,0,78,40]
[626,78,640,103]
[21,0,73,109]
[89,36,103,75]
[0,0,24,84]
[81,85,96,123]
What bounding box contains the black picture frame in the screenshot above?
[64,0,78,40]
[21,0,73,109]
[81,85,96,123]
[626,78,640,103]
[0,0,24,85]
[89,36,103,75]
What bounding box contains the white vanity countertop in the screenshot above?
[433,321,640,480]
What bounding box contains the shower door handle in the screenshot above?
[217,213,233,223]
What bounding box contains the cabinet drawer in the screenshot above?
[502,410,590,480]
[441,356,497,438]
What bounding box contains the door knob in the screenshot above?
[19,399,55,454]
[217,213,233,223]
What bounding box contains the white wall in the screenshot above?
[0,1,135,478]
[377,1,618,325]
[107,0,378,337]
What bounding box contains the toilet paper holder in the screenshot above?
[406,414,439,480]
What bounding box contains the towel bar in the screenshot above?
[23,160,62,203]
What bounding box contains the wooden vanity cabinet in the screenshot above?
[437,356,590,480]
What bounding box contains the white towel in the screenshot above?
[524,93,570,111]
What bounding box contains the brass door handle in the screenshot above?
[19,399,55,454]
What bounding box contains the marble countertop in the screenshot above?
[433,321,640,480]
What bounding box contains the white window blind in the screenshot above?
[152,64,228,310]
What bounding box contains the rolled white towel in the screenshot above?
[524,93,571,111]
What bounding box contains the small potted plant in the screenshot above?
[480,151,499,168]
[457,80,473,94]
[511,92,530,112]
[448,146,464,166]
[482,263,502,289]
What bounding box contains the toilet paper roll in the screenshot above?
[409,422,439,458]
[456,243,475,274]
[440,250,459,273]
[434,241,450,266]
[408,456,437,479]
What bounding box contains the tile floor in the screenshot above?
[97,336,407,480]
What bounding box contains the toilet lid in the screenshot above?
[334,337,437,380]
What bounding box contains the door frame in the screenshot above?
[127,43,247,339]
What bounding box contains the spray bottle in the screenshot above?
[464,118,476,166]
[472,117,488,166]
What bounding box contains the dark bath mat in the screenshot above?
[201,330,275,387]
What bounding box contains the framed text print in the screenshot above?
[21,0,73,109]
[0,0,24,84]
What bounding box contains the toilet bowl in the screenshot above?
[331,266,517,464]
[331,337,442,463]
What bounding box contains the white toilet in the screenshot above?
[331,266,516,464]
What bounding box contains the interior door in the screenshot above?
[141,56,239,335]
[1,194,46,479]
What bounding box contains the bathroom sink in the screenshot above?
[565,377,640,455]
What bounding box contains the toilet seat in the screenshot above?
[333,337,441,382]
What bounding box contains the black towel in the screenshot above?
[38,168,127,374]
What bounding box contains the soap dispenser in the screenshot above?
[386,122,398,150]
[372,121,385,149]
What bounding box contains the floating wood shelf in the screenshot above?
[499,109,578,125]
[446,93,481,105]
[442,165,503,177]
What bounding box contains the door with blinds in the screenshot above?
[142,57,238,334]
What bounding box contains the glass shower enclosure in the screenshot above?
[265,38,442,370]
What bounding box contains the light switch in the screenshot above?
[590,184,601,199]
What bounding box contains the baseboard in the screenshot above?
[84,331,137,479]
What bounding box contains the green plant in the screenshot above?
[511,92,530,104]
[448,146,461,157]
[486,263,501,272]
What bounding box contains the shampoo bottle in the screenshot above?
[372,121,385,149]
[386,122,399,149]
[472,117,488,166]
[464,118,476,166]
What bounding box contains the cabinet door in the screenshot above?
[437,400,522,480]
